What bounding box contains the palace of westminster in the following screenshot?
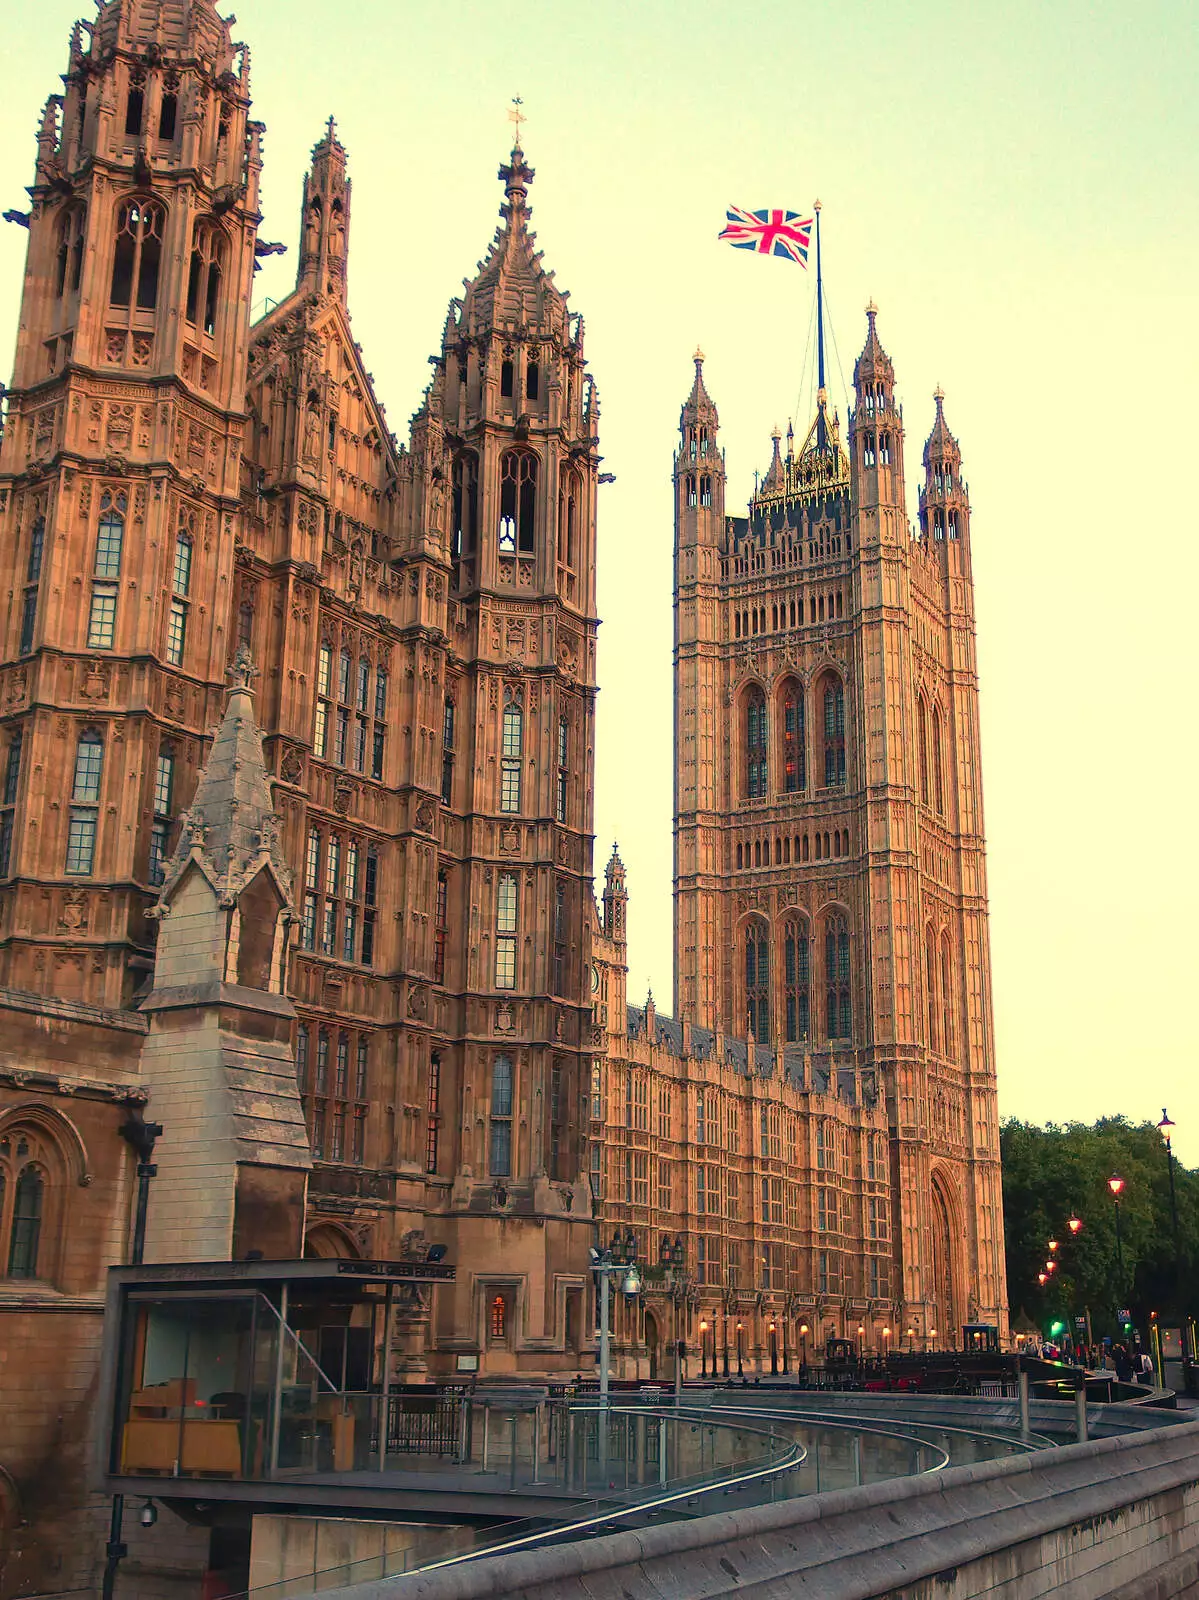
[0,0,1006,1586]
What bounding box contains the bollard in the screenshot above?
[1075,1379,1088,1443]
[1018,1367,1031,1441]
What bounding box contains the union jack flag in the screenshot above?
[718,206,813,266]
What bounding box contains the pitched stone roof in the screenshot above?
[158,649,294,913]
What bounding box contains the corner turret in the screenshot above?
[298,118,351,302]
[850,302,907,534]
[920,387,972,570]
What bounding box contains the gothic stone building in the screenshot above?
[0,0,599,1589]
[588,340,1006,1377]
[0,0,1006,1591]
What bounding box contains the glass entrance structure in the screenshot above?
[97,1258,456,1488]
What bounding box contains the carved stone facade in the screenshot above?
[649,325,1006,1355]
[0,2,597,1589]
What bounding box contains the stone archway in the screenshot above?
[644,1309,661,1381]
[930,1176,957,1347]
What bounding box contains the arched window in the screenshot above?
[110,199,164,312]
[746,689,767,800]
[941,935,956,1060]
[824,913,851,1040]
[55,206,86,299]
[500,358,514,398]
[498,450,537,555]
[821,675,846,787]
[66,729,104,875]
[917,696,930,806]
[932,706,945,816]
[525,359,539,400]
[489,1056,513,1176]
[745,920,769,1042]
[88,490,125,650]
[452,452,479,590]
[186,223,226,338]
[925,926,939,1053]
[0,1129,55,1281]
[782,685,805,793]
[500,699,522,813]
[124,77,144,137]
[489,1292,508,1340]
[700,475,712,507]
[784,919,810,1043]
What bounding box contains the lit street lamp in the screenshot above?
[590,1231,641,1413]
[1109,1176,1125,1274]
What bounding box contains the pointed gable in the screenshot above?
[158,648,293,915]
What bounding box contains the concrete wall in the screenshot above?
[249,1517,442,1597]
[312,1419,1199,1600]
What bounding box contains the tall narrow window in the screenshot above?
[498,451,537,556]
[932,706,945,816]
[110,199,164,312]
[158,86,178,141]
[148,746,174,886]
[917,696,930,806]
[556,716,569,824]
[557,470,579,571]
[0,728,23,877]
[746,690,767,800]
[500,700,522,813]
[165,529,192,667]
[88,491,126,649]
[500,359,514,398]
[314,643,331,758]
[185,224,225,338]
[784,919,810,1042]
[489,1055,513,1176]
[56,207,86,298]
[526,360,539,400]
[7,1165,45,1280]
[426,1052,441,1174]
[495,872,518,990]
[941,936,956,1060]
[66,728,104,875]
[433,871,448,984]
[19,514,45,655]
[825,913,851,1040]
[302,828,320,950]
[362,847,378,966]
[553,878,567,995]
[925,925,939,1053]
[745,920,769,1042]
[441,697,455,806]
[452,452,479,591]
[782,687,805,793]
[822,676,846,787]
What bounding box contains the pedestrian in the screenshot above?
[1139,1350,1155,1386]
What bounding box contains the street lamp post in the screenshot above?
[799,1322,809,1371]
[590,1233,642,1414]
[1109,1176,1125,1275]
[769,1320,779,1376]
[699,1320,709,1379]
[658,1234,688,1402]
[736,1320,744,1378]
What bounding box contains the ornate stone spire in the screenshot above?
[298,117,351,301]
[681,347,719,429]
[761,425,785,495]
[854,300,895,391]
[923,386,959,468]
[461,136,567,340]
[156,647,293,913]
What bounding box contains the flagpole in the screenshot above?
[814,200,827,449]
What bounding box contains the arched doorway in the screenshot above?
[303,1223,360,1260]
[644,1310,660,1381]
[930,1177,957,1347]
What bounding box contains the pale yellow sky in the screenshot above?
[2,0,1196,1159]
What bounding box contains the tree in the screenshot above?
[1000,1117,1198,1341]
